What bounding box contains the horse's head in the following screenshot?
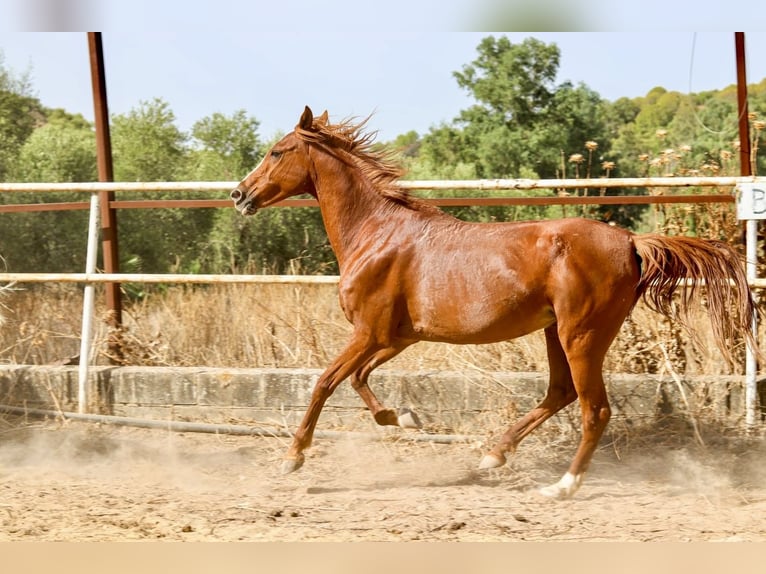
[230,106,327,216]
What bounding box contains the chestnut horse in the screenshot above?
[231,106,757,499]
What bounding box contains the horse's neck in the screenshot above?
[312,156,395,270]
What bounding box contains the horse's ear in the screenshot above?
[316,110,329,125]
[299,106,314,131]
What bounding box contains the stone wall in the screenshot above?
[0,365,754,434]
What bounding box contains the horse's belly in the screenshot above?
[406,297,555,344]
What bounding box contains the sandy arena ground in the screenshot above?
[1,418,765,542]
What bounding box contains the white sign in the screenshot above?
[736,183,766,220]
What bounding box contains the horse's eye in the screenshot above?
[271,150,282,159]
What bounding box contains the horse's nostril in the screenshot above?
[230,189,242,201]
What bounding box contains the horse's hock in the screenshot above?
[0,365,755,434]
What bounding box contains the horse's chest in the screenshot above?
[336,278,391,323]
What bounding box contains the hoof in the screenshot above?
[478,453,506,470]
[538,484,572,500]
[538,472,582,500]
[397,407,422,429]
[281,456,305,475]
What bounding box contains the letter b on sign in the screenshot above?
[737,184,766,220]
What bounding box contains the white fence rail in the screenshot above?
[0,178,763,424]
[0,273,340,284]
[0,175,761,192]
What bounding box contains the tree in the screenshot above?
[188,109,262,180]
[111,97,187,182]
[110,98,212,274]
[412,35,613,224]
[12,113,97,182]
[453,36,559,127]
[0,54,44,181]
[426,37,611,180]
[416,121,477,174]
[205,205,336,275]
[0,112,96,272]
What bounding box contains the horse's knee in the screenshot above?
[583,402,611,433]
[597,403,611,424]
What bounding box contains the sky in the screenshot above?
[1,3,766,142]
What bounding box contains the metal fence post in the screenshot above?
[77,193,100,414]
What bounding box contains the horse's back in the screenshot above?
[449,216,638,282]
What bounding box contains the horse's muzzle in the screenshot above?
[230,188,257,215]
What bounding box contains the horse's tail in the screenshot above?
[633,233,758,364]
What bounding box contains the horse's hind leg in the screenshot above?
[479,326,578,469]
[538,329,615,500]
[351,344,422,429]
[539,355,611,499]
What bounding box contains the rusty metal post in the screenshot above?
[735,32,751,177]
[736,33,753,252]
[88,32,123,358]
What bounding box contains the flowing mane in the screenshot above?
[295,114,438,212]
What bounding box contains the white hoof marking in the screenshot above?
[478,453,506,470]
[397,408,422,429]
[538,472,583,500]
[281,457,304,475]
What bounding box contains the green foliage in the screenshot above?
[188,109,262,180]
[390,130,421,158]
[0,69,95,272]
[110,99,211,274]
[415,122,476,172]
[430,37,612,181]
[408,35,766,232]
[0,209,89,272]
[412,36,613,224]
[12,116,97,182]
[111,97,187,182]
[453,36,559,126]
[203,206,335,275]
[0,54,44,181]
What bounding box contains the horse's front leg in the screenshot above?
[281,337,379,474]
[350,344,422,429]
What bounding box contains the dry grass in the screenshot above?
[0,281,750,376]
